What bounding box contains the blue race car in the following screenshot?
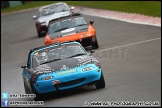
[21,41,105,100]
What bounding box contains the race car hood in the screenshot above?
[49,25,88,40]
[31,55,98,75]
[37,11,71,26]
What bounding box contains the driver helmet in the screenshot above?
[38,52,48,61]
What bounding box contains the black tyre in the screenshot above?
[92,36,99,49]
[30,81,42,101]
[34,93,42,101]
[95,72,105,89]
[23,78,28,94]
[37,29,42,38]
[32,86,42,101]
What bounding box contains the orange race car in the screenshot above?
[44,13,99,49]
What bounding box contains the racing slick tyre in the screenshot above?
[32,86,42,101]
[37,30,42,38]
[34,93,42,101]
[92,36,99,49]
[95,72,105,89]
[30,81,42,101]
[23,78,28,94]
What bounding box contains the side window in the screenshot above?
[27,51,32,68]
[62,4,69,10]
[27,56,30,68]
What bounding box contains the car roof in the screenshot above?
[39,2,66,11]
[30,41,79,53]
[48,13,83,26]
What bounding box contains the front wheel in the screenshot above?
[37,29,43,38]
[95,72,105,89]
[34,93,42,101]
[30,81,42,101]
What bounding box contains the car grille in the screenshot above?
[57,78,85,88]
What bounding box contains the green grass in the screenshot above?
[1,1,161,17]
[1,1,57,13]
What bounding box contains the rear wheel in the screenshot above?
[95,72,105,89]
[92,36,99,49]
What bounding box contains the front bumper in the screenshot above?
[33,64,101,94]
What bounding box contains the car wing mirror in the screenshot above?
[90,50,95,53]
[70,6,75,10]
[90,21,94,25]
[32,15,37,19]
[89,50,95,55]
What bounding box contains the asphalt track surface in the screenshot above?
[1,9,161,107]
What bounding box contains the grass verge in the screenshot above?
[1,1,161,17]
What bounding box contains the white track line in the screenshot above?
[84,13,161,27]
[2,6,161,27]
[73,6,161,27]
[96,37,161,52]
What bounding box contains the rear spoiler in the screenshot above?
[48,13,83,25]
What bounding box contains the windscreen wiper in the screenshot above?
[77,24,87,26]
[60,9,68,12]
[72,24,87,28]
[40,58,62,65]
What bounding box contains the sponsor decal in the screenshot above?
[34,64,52,74]
[52,80,60,85]
[34,52,39,56]
[61,28,75,33]
[57,68,77,75]
[45,65,85,75]
[60,65,69,70]
[75,55,98,66]
[82,66,94,72]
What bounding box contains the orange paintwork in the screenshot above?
[44,24,96,45]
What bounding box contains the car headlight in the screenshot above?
[91,60,101,68]
[82,66,94,72]
[40,22,46,26]
[31,75,38,83]
[94,62,101,68]
[41,76,53,80]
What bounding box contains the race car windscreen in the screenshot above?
[38,4,70,17]
[48,17,87,37]
[32,43,87,67]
